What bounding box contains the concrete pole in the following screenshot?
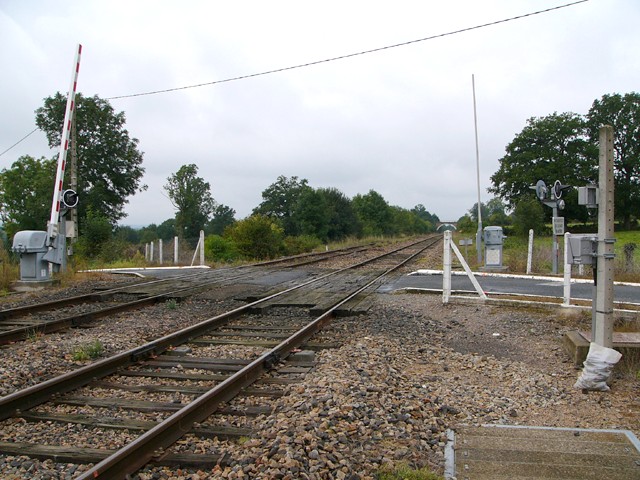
[526,229,534,274]
[199,230,205,266]
[145,243,149,261]
[174,236,179,265]
[563,232,571,306]
[552,205,559,275]
[443,231,452,303]
[594,125,615,348]
[150,241,154,263]
[159,239,163,265]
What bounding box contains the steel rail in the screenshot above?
[77,236,438,479]
[0,236,434,419]
[0,266,276,344]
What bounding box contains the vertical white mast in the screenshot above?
[47,43,82,241]
[472,74,483,263]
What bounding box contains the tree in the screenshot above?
[586,93,640,229]
[319,188,361,240]
[352,190,394,237]
[411,204,439,227]
[489,112,596,223]
[253,175,311,236]
[206,204,236,236]
[225,215,284,259]
[294,189,330,241]
[164,164,215,241]
[35,92,146,225]
[157,218,177,240]
[0,155,56,237]
[511,197,546,236]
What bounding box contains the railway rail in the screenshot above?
[0,243,374,345]
[0,235,440,479]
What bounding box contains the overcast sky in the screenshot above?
[1,0,638,227]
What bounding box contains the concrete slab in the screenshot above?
[447,425,640,480]
[563,330,640,365]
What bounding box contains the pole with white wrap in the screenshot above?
[47,43,82,241]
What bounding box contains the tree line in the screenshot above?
[1,90,638,262]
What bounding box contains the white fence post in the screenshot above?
[145,243,149,261]
[563,232,571,306]
[200,230,205,266]
[159,239,163,265]
[526,229,534,274]
[443,231,452,303]
[174,236,179,265]
[150,241,154,262]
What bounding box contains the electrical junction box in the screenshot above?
[11,230,50,281]
[578,185,599,208]
[567,234,597,265]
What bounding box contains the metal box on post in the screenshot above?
[484,226,505,268]
[11,231,50,281]
[567,234,597,265]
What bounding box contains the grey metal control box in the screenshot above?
[11,230,50,281]
[484,226,506,268]
[567,234,597,265]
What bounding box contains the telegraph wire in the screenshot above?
[106,0,588,100]
[1,0,588,156]
[0,127,39,159]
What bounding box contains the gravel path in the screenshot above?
[0,264,638,479]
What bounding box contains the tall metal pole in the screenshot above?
[594,125,615,348]
[472,74,483,264]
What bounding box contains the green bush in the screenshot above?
[283,235,322,255]
[225,215,284,260]
[204,234,239,262]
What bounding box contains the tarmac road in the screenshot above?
[383,269,640,305]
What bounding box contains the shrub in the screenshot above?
[225,215,284,260]
[204,235,239,262]
[283,235,322,256]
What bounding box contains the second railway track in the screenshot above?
[0,235,441,479]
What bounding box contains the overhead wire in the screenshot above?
[105,0,589,100]
[1,0,589,157]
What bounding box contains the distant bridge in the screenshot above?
[436,222,457,232]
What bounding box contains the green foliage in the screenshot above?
[165,164,215,240]
[456,214,476,234]
[489,112,596,224]
[0,155,56,237]
[72,339,104,361]
[225,215,284,259]
[74,209,113,259]
[207,204,236,236]
[411,204,439,226]
[283,235,322,255]
[294,188,331,241]
[253,175,311,236]
[586,93,640,229]
[165,299,178,310]
[352,190,393,236]
[35,92,146,225]
[318,187,362,240]
[204,234,239,262]
[376,463,443,480]
[511,197,546,236]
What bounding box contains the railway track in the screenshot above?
[0,243,374,345]
[0,235,440,479]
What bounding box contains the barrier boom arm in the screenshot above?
[47,43,82,241]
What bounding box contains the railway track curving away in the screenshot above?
[0,236,440,479]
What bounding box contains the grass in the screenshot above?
[455,230,640,282]
[376,463,444,480]
[72,339,105,361]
